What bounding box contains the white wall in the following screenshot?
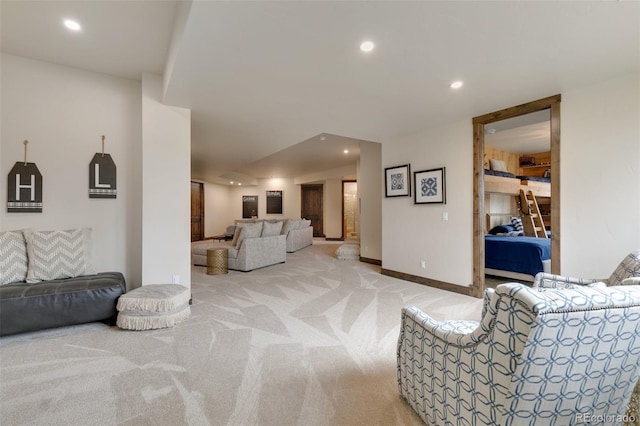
[202,181,233,237]
[359,141,382,260]
[382,119,473,286]
[561,72,640,278]
[228,177,301,221]
[323,179,342,239]
[0,54,143,285]
[210,175,344,239]
[381,72,640,289]
[141,73,191,287]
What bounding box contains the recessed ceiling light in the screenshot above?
[238,183,242,186]
[360,41,375,52]
[343,149,349,154]
[64,19,81,32]
[450,81,463,89]
[230,181,234,184]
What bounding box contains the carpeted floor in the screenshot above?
[0,243,483,426]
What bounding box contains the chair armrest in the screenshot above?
[533,273,601,289]
[622,277,640,286]
[400,306,480,347]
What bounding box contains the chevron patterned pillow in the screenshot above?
[24,228,96,283]
[0,231,28,285]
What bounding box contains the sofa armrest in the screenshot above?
[533,272,602,289]
[286,226,313,252]
[235,235,286,271]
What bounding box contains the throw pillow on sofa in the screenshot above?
[24,228,96,283]
[0,230,28,285]
[281,219,301,235]
[300,219,311,229]
[231,222,263,246]
[262,221,283,237]
[235,222,263,249]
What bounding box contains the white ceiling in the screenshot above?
[2,1,639,185]
[485,110,551,154]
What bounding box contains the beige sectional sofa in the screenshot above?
[192,221,286,272]
[232,218,313,252]
[282,219,313,252]
[192,218,313,272]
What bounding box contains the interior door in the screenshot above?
[191,181,204,242]
[301,184,324,237]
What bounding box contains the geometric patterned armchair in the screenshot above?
[533,249,640,289]
[532,248,640,425]
[397,282,640,425]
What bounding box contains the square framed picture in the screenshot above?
[414,167,446,204]
[385,164,411,197]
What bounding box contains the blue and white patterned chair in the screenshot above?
[533,249,640,289]
[397,282,640,425]
[531,249,640,425]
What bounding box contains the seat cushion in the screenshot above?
[0,272,126,336]
[116,284,191,331]
[192,242,237,259]
[117,304,190,331]
[337,243,360,260]
[116,284,190,313]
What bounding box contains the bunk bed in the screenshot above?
[484,169,550,197]
[484,169,552,280]
[485,233,551,281]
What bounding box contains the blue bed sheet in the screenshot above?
[485,235,551,276]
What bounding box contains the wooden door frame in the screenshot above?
[471,94,561,298]
[342,180,357,241]
[301,183,324,237]
[190,181,204,241]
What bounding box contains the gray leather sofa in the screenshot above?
[0,272,126,336]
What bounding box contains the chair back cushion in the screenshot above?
[608,249,640,286]
[502,284,640,423]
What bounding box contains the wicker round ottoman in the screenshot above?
[116,284,190,331]
[207,248,228,275]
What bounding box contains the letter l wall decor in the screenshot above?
[89,135,117,198]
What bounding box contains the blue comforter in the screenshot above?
[485,235,551,276]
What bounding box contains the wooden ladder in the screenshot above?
[518,189,548,238]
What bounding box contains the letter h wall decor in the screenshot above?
[6,136,118,213]
[7,140,43,213]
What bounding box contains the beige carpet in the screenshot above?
[0,243,482,426]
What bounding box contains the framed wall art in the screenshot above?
[266,190,283,214]
[414,167,446,204]
[242,195,258,218]
[384,164,411,197]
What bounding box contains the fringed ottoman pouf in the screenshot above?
[336,242,360,260]
[116,284,190,331]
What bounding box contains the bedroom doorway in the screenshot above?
[471,95,561,298]
[342,180,358,241]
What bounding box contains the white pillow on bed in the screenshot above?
[489,159,508,172]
